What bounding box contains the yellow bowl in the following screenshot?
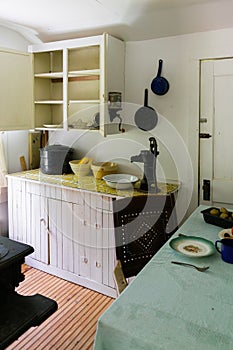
[69,160,91,176]
[91,162,118,180]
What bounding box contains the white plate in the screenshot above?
[102,174,139,189]
[218,228,233,239]
[169,236,215,257]
[43,124,61,128]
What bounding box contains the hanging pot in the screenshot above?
[134,88,158,131]
[151,59,169,96]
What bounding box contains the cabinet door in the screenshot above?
[101,196,116,288]
[0,48,33,130]
[8,178,27,242]
[49,195,83,274]
[27,192,49,263]
[48,197,63,269]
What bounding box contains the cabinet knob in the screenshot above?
[96,261,101,268]
[95,223,101,229]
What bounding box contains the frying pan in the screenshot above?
[134,88,158,131]
[151,59,169,96]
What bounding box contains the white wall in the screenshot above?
[0,25,30,51]
[124,27,233,217]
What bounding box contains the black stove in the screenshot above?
[0,237,57,350]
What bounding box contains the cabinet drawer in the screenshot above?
[61,188,82,204]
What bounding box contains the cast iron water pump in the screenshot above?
[131,137,159,193]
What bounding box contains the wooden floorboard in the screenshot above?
[6,266,114,350]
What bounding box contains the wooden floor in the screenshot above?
[6,266,114,350]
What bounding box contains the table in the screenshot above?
[94,206,233,350]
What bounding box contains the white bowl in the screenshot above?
[91,162,118,179]
[102,174,139,189]
[69,160,91,176]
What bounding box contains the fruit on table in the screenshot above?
[208,207,233,221]
[219,213,228,219]
[210,208,220,216]
[220,207,228,214]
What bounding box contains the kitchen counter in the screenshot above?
[8,169,179,197]
[7,169,179,298]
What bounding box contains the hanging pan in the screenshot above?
[134,88,158,131]
[151,59,169,96]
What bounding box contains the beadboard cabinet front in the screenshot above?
[8,177,117,297]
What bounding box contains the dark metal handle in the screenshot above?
[157,59,163,77]
[215,240,222,254]
[199,133,212,138]
[144,88,148,107]
[202,179,210,201]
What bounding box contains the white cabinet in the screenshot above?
[7,178,49,263]
[29,33,125,135]
[7,176,117,297]
[0,34,124,135]
[0,48,33,131]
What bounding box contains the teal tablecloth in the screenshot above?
[94,206,233,350]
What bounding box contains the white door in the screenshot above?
[199,57,233,208]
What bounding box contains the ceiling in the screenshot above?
[0,0,233,43]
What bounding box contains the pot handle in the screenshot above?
[144,88,149,107]
[215,240,222,254]
[157,59,163,77]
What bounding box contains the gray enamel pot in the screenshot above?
[151,59,169,96]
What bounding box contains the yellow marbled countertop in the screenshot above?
[7,169,179,197]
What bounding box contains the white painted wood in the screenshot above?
[200,58,233,208]
[28,35,103,53]
[90,194,102,284]
[29,33,124,134]
[48,198,63,269]
[72,203,81,275]
[80,192,91,278]
[0,48,33,131]
[101,196,116,288]
[61,200,74,272]
[7,176,118,297]
[25,255,117,298]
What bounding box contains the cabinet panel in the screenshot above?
[61,200,74,272]
[0,49,33,130]
[28,193,48,263]
[48,198,63,269]
[8,178,27,242]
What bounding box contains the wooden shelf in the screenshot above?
[29,34,125,135]
[68,69,100,76]
[69,99,100,104]
[35,100,63,104]
[35,72,63,79]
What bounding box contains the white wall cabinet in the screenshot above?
[0,34,124,136]
[29,33,125,135]
[7,176,117,297]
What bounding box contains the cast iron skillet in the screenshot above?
[151,59,169,96]
[134,88,158,131]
